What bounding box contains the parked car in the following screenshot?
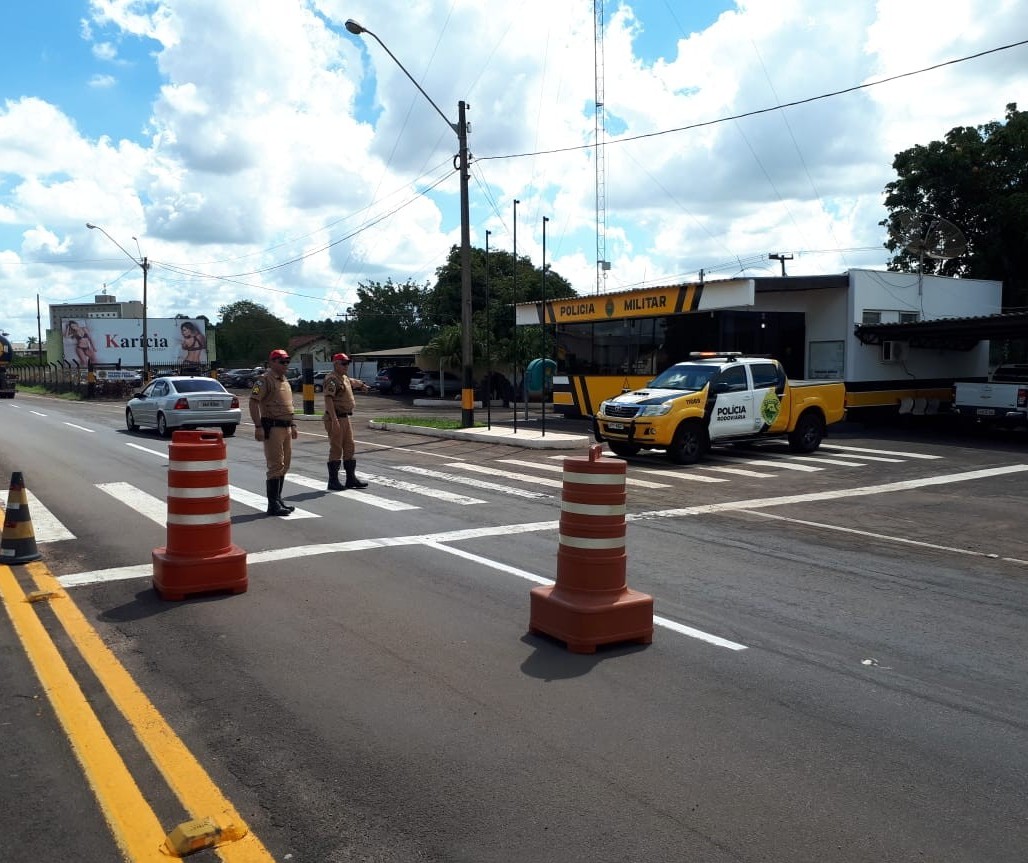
[313,371,329,392]
[218,367,259,388]
[125,376,241,438]
[374,366,422,395]
[409,370,462,397]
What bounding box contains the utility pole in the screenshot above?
[768,252,793,276]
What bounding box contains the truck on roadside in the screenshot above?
[952,364,1028,428]
[0,333,16,398]
[593,353,846,464]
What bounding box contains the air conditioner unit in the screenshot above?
[881,340,905,363]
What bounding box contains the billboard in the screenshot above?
[60,318,208,367]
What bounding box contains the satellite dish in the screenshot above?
[894,211,967,263]
[892,211,967,298]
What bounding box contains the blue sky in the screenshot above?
[1,0,1026,346]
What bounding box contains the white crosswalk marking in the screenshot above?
[356,473,485,505]
[97,481,321,521]
[779,455,866,467]
[746,451,866,467]
[636,468,727,483]
[707,456,822,472]
[496,458,671,488]
[97,482,167,525]
[230,484,321,518]
[287,474,418,511]
[821,444,942,460]
[0,489,76,543]
[696,465,777,478]
[393,465,549,499]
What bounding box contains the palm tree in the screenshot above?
[420,325,463,372]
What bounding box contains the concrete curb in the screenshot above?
[367,420,591,450]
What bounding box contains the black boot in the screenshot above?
[276,477,295,513]
[327,460,345,491]
[266,478,291,516]
[344,459,368,489]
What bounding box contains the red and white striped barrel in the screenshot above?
[556,443,627,595]
[153,429,247,600]
[165,430,233,556]
[529,443,652,653]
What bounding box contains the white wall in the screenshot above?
[846,270,999,382]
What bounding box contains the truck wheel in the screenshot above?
[788,411,824,453]
[667,420,706,465]
[608,442,640,458]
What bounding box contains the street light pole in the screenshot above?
[86,223,149,379]
[485,229,491,430]
[345,19,475,427]
[541,216,549,438]
[512,199,520,431]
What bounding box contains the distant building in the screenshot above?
[287,334,336,363]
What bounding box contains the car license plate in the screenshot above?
[607,422,625,431]
[976,408,995,416]
[198,400,221,408]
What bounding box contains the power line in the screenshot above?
[477,38,1028,163]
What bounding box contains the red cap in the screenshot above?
[269,349,290,361]
[332,353,350,363]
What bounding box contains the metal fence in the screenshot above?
[11,361,215,400]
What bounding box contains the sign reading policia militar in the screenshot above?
[518,279,757,326]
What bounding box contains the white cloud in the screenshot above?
[0,0,1025,346]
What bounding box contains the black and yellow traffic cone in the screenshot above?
[1,472,42,564]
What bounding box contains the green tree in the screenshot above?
[293,317,348,351]
[348,279,436,351]
[880,103,1028,308]
[427,244,577,366]
[216,301,291,365]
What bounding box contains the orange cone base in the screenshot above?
[152,545,248,601]
[529,585,654,654]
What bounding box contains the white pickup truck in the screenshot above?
[952,364,1028,427]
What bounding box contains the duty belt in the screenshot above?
[266,418,295,427]
[334,411,352,417]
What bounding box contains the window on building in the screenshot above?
[862,310,882,324]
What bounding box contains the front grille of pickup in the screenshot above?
[605,404,640,419]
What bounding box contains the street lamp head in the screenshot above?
[345,19,366,35]
[86,223,97,230]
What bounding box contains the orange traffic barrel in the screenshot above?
[529,444,652,653]
[152,430,247,600]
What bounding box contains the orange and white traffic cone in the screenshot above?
[1,472,42,564]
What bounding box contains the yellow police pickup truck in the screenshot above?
[593,353,846,464]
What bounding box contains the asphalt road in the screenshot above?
[1,390,1027,862]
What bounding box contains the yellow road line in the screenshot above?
[0,564,167,861]
[26,562,276,863]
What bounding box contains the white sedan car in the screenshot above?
[125,375,242,438]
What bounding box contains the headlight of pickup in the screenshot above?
[637,403,672,417]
